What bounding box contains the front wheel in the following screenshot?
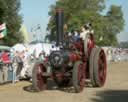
[32,62,47,91]
[72,61,85,93]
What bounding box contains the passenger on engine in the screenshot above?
[80,23,93,41]
[71,30,81,42]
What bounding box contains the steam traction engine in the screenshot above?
[32,9,107,93]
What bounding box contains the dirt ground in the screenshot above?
[0,61,128,102]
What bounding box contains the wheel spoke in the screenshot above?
[90,48,107,87]
[73,61,85,92]
[78,63,85,91]
[98,51,106,85]
[32,62,47,91]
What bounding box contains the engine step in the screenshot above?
[42,72,51,77]
[64,73,71,77]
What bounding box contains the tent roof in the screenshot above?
[0,45,10,51]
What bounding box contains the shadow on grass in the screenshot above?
[23,79,82,93]
[23,79,57,93]
[23,79,96,93]
[91,90,128,102]
[23,85,37,92]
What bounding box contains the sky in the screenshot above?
[20,0,128,42]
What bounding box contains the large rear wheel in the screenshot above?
[89,47,97,86]
[89,47,107,87]
[94,48,107,87]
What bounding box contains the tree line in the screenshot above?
[47,0,125,46]
[0,0,23,46]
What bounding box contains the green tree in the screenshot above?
[105,5,124,46]
[0,0,24,46]
[47,0,124,46]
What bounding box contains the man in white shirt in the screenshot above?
[80,23,92,40]
[80,27,90,40]
[80,23,94,57]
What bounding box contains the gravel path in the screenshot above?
[0,62,128,102]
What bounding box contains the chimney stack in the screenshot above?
[56,9,64,46]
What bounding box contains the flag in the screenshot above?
[0,23,7,39]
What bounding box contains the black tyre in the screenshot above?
[72,61,85,93]
[89,47,107,87]
[93,48,107,87]
[32,62,47,91]
[89,47,98,86]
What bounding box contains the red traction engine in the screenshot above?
[32,9,107,93]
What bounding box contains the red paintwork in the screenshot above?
[98,49,107,86]
[69,52,81,62]
[87,33,95,56]
[36,64,46,90]
[54,72,64,82]
[78,62,86,91]
[74,40,84,53]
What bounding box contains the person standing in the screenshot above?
[12,51,23,82]
[0,51,11,84]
